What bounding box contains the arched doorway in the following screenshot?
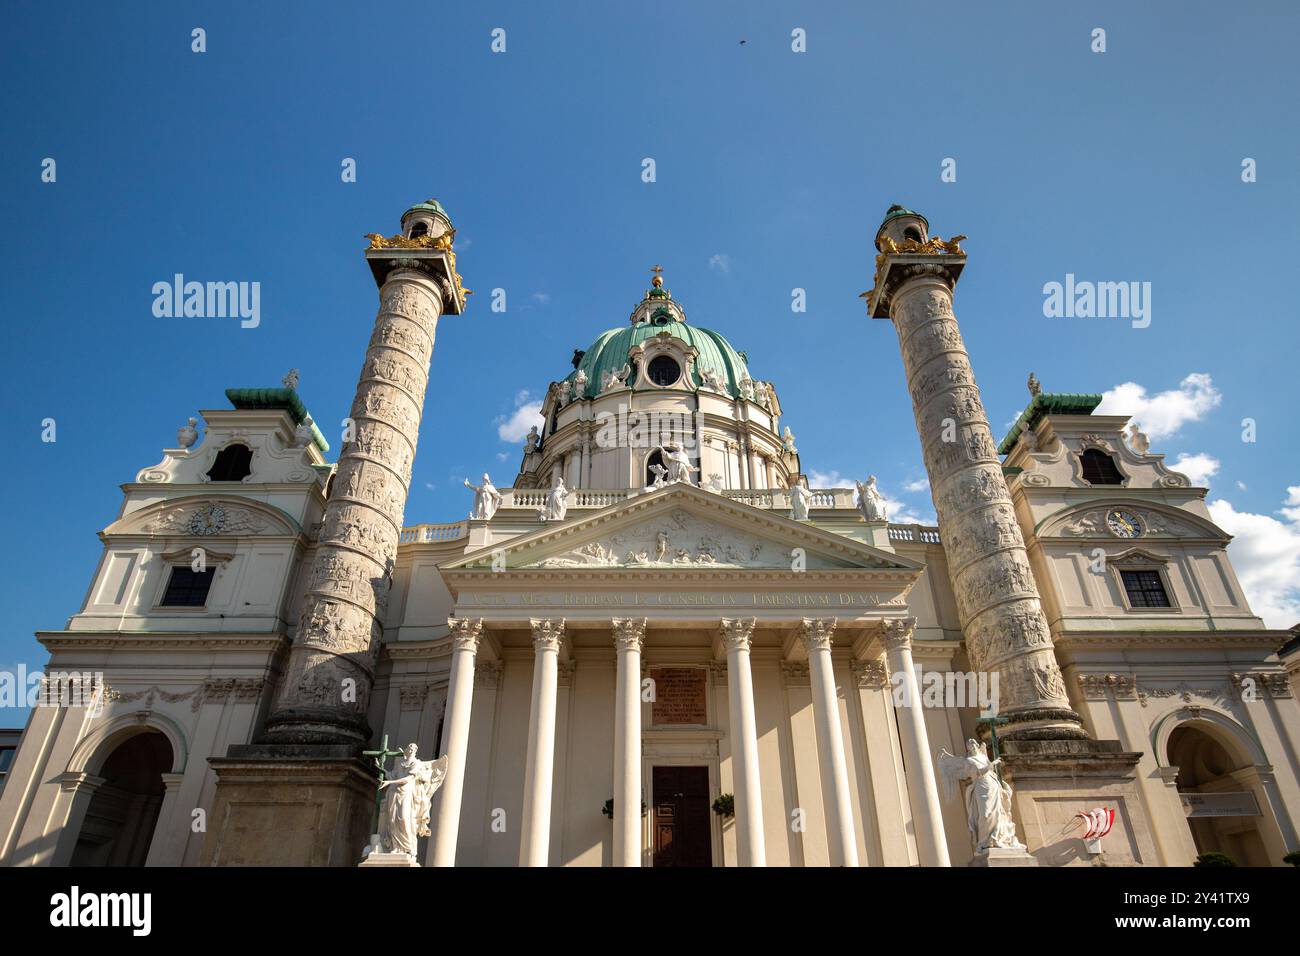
[1168,723,1271,867]
[70,731,173,866]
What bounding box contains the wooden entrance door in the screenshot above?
[652,766,712,867]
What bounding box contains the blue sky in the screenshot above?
[2,1,1298,719]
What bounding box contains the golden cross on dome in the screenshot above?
[650,263,664,287]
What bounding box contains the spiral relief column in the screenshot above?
[204,201,469,867]
[866,206,1084,741]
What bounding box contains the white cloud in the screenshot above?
[1237,480,1248,491]
[1208,485,1300,629]
[1095,372,1221,440]
[495,391,545,442]
[708,253,731,274]
[807,469,846,488]
[496,451,509,461]
[1168,452,1220,487]
[903,477,930,494]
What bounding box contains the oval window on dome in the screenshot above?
[647,356,681,387]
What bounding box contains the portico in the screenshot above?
[417,484,952,866]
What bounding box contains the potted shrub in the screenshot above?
[1193,851,1237,868]
[602,798,647,818]
[712,793,735,818]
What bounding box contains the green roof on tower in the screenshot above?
[881,204,927,227]
[404,198,451,222]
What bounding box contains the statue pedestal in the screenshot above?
[201,744,376,867]
[1001,739,1158,867]
[358,834,421,867]
[970,846,1036,867]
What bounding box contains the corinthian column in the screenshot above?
[611,618,645,866]
[430,616,482,867]
[519,618,564,866]
[261,202,467,746]
[879,618,950,866]
[800,618,858,867]
[866,206,1083,740]
[719,618,766,866]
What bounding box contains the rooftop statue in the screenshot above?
[855,475,887,522]
[465,473,502,520]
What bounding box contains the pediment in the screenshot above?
[1038,500,1226,542]
[107,495,302,537]
[443,484,919,573]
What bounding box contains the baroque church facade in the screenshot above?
[2,201,1297,868]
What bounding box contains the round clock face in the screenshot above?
[1106,509,1143,538]
[189,504,226,536]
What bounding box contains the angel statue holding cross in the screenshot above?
[937,738,1024,853]
[377,743,449,857]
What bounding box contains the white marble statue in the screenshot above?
[790,481,812,520]
[646,462,668,491]
[703,472,724,493]
[611,363,632,389]
[573,369,588,399]
[855,475,888,522]
[539,477,569,522]
[782,426,797,454]
[292,415,316,449]
[699,368,725,392]
[1126,422,1150,455]
[524,425,540,453]
[600,369,616,393]
[938,739,1024,853]
[756,381,774,410]
[282,368,300,390]
[177,417,199,448]
[738,376,756,401]
[663,443,698,485]
[465,473,503,520]
[377,744,449,856]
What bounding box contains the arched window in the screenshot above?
[409,221,429,239]
[207,443,253,482]
[1080,448,1124,485]
[903,226,923,243]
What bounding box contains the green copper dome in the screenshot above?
[881,203,927,226]
[566,321,752,398]
[403,198,451,222]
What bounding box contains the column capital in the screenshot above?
[719,617,757,652]
[880,617,916,652]
[529,618,566,652]
[799,617,837,653]
[448,616,484,651]
[611,617,646,653]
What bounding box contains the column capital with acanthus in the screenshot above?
[529,618,566,653]
[799,617,837,653]
[879,616,916,652]
[448,616,484,651]
[719,617,757,652]
[611,618,646,653]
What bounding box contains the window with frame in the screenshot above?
[1080,448,1125,485]
[0,746,14,776]
[1120,569,1171,608]
[160,567,216,607]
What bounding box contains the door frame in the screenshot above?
[643,744,722,867]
